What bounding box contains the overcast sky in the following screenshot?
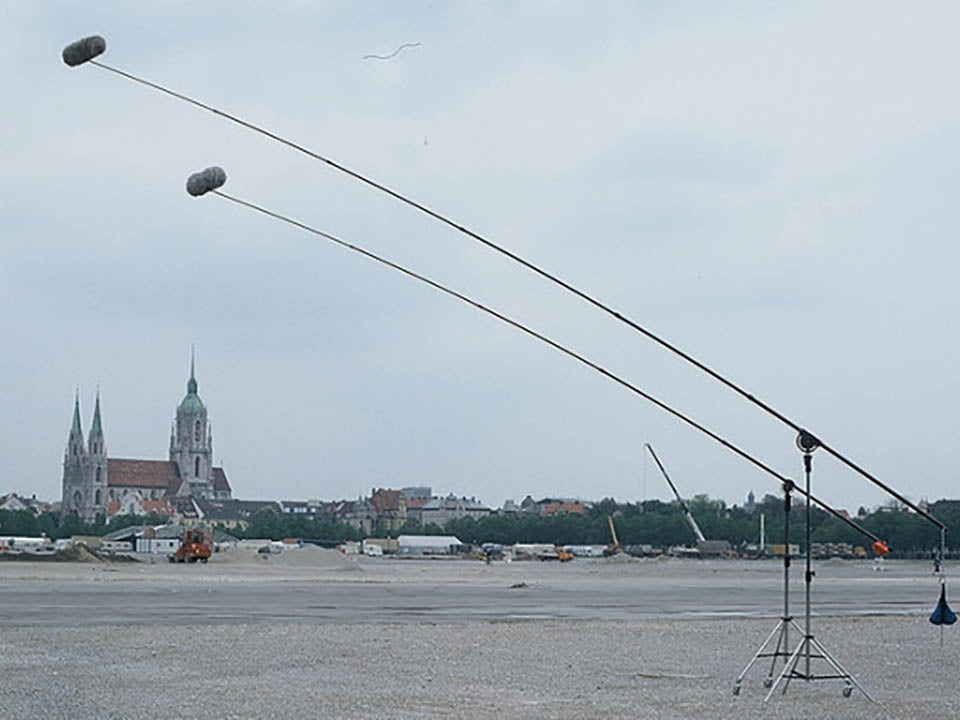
[2,2,958,514]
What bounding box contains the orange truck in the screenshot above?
[169,528,213,563]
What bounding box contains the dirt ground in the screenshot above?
[0,554,956,719]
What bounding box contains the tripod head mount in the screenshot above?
[796,430,821,454]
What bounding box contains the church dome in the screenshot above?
[178,353,205,414]
[178,391,205,415]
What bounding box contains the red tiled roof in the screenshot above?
[143,500,174,516]
[541,501,587,517]
[404,497,432,509]
[107,459,230,497]
[107,459,181,495]
[371,489,403,513]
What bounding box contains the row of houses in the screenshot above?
[267,490,493,534]
[274,490,591,534]
[0,488,592,533]
[0,493,55,515]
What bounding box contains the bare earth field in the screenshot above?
[0,553,956,719]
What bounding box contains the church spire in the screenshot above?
[66,389,86,460]
[88,387,105,456]
[172,347,213,496]
[91,387,103,435]
[71,389,83,436]
[187,345,198,395]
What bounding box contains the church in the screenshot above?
[61,355,232,523]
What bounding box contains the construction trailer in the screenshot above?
[0,536,53,553]
[136,537,179,554]
[362,538,398,554]
[512,543,557,560]
[770,543,800,557]
[811,542,867,559]
[695,540,731,557]
[100,540,134,553]
[564,545,607,558]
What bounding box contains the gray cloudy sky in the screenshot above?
[2,2,958,513]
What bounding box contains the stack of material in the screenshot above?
[271,546,360,571]
[210,544,360,571]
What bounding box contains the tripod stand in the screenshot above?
[764,433,874,701]
[733,480,797,695]
[734,432,874,701]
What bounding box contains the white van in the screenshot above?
[362,541,383,557]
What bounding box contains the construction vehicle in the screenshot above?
[646,444,706,543]
[771,543,800,557]
[169,528,212,563]
[604,515,623,556]
[645,443,731,557]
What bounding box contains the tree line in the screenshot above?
[438,496,960,557]
[3,496,957,558]
[0,510,172,540]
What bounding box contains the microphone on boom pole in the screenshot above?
[58,34,946,531]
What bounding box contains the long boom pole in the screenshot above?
[186,180,887,549]
[645,443,707,544]
[67,51,945,532]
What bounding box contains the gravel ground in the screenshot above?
[0,557,956,719]
[2,616,956,719]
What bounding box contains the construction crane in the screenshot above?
[605,515,623,556]
[644,443,706,544]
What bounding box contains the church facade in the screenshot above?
[61,357,232,523]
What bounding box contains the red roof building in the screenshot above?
[61,354,233,523]
[540,501,587,517]
[370,488,407,532]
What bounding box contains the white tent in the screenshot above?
[396,535,463,555]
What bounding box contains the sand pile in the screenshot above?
[596,553,673,568]
[208,547,266,565]
[271,545,360,571]
[211,545,360,571]
[59,545,103,563]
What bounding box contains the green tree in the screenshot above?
[396,518,422,535]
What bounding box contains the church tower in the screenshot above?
[62,391,89,517]
[169,349,214,497]
[87,390,108,517]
